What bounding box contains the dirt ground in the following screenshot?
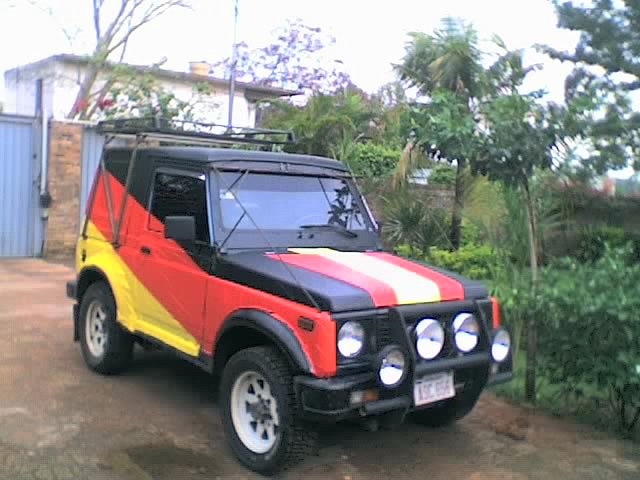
[0,258,639,480]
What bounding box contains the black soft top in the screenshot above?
[106,146,348,173]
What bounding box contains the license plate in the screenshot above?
[413,371,455,407]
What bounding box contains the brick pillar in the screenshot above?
[44,121,82,257]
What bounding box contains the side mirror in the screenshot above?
[164,216,196,242]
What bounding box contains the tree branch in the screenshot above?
[107,0,189,56]
[100,0,130,50]
[24,0,79,48]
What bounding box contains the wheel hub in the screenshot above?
[230,371,280,454]
[247,398,272,422]
[86,299,108,358]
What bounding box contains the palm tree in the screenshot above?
[260,92,370,157]
[394,18,484,250]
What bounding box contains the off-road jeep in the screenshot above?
[66,118,512,475]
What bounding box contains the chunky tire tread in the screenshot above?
[220,346,316,475]
[79,281,133,375]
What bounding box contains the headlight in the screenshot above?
[378,346,407,387]
[452,313,480,353]
[491,329,511,363]
[415,318,445,360]
[337,321,365,358]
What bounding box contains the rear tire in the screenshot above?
[79,281,133,375]
[219,346,316,475]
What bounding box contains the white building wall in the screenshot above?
[4,63,56,116]
[5,60,258,127]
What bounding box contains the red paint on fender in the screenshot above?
[271,252,398,307]
[491,296,500,329]
[203,278,336,377]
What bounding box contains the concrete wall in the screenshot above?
[4,65,56,116]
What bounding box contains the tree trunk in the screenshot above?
[450,159,465,250]
[68,62,101,119]
[523,178,538,403]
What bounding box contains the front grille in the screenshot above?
[375,317,393,350]
[334,298,493,375]
[389,299,491,361]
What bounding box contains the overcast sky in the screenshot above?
[1,0,580,102]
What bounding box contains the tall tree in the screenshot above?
[540,0,640,173]
[211,19,351,94]
[395,18,483,250]
[477,92,565,402]
[61,0,191,119]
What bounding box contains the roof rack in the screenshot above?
[97,116,295,149]
[92,117,298,249]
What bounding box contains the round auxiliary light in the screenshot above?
[337,321,365,358]
[491,329,511,363]
[452,313,480,353]
[415,318,445,360]
[378,347,407,387]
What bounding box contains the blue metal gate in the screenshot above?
[0,114,42,257]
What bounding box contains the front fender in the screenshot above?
[217,309,312,374]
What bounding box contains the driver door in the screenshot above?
[131,167,212,356]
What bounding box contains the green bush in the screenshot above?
[534,247,640,433]
[345,143,402,178]
[575,225,640,263]
[460,220,482,246]
[488,263,532,361]
[382,189,450,254]
[428,164,456,185]
[427,243,498,281]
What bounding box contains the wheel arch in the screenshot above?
[214,309,312,376]
[77,266,114,304]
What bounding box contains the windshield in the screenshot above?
[217,171,371,231]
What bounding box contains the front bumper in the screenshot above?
[295,302,512,422]
[66,280,77,300]
[295,352,512,422]
[66,280,80,342]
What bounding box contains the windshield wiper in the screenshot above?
[299,224,358,238]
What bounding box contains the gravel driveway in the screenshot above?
[0,258,638,480]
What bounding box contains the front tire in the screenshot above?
[219,346,316,475]
[79,281,133,375]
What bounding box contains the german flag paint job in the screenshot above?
[77,222,201,356]
[281,248,465,307]
[77,153,483,378]
[78,167,338,375]
[266,251,397,308]
[365,251,465,302]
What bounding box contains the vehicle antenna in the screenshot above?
[227,0,240,129]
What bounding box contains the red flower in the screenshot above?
[72,98,89,114]
[97,98,115,110]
